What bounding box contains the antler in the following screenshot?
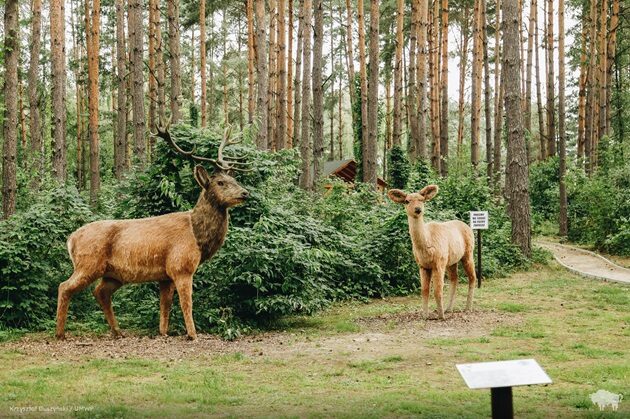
[152,119,252,172]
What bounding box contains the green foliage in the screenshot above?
[529,157,560,223]
[352,75,363,182]
[0,186,95,328]
[568,162,630,255]
[387,145,410,189]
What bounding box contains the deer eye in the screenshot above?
[217,181,225,186]
[405,199,410,204]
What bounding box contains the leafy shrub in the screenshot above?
[529,157,560,223]
[0,186,95,328]
[387,145,410,189]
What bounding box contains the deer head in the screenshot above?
[153,121,251,208]
[388,185,439,218]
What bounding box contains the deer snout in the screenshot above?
[240,190,250,199]
[414,207,422,215]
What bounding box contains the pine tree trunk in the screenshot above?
[28,0,43,183]
[293,7,303,149]
[51,0,67,181]
[2,0,18,218]
[545,0,555,157]
[345,0,356,112]
[267,0,277,149]
[428,2,440,172]
[606,0,619,135]
[247,0,256,125]
[470,0,484,170]
[200,0,207,127]
[584,0,597,174]
[299,0,313,189]
[535,9,545,160]
[129,0,146,166]
[168,0,182,122]
[558,0,567,236]
[524,0,535,134]
[255,0,269,150]
[156,1,166,124]
[148,0,158,136]
[86,0,101,206]
[492,0,502,184]
[439,0,449,176]
[365,0,379,186]
[597,0,607,140]
[392,0,404,147]
[276,0,287,150]
[503,0,531,257]
[417,0,428,161]
[407,0,420,161]
[456,9,470,159]
[576,22,587,164]
[286,0,294,146]
[312,0,324,181]
[115,0,127,178]
[483,0,492,180]
[70,0,83,186]
[358,0,369,181]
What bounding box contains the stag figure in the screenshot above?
[388,185,477,319]
[56,125,250,340]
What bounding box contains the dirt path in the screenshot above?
[537,240,630,284]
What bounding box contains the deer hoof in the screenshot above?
[55,333,66,341]
[186,334,197,341]
[111,330,125,339]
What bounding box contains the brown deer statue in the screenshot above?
[56,124,250,340]
[388,185,477,320]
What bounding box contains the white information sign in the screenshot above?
[470,211,489,230]
[456,359,552,390]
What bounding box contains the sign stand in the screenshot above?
[469,211,488,288]
[456,359,552,419]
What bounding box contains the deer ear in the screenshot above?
[387,189,408,204]
[419,185,439,201]
[193,165,211,190]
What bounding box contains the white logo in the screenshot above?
[590,390,623,411]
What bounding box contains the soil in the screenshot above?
[5,310,519,362]
[537,241,630,284]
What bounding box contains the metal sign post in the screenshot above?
[457,359,552,419]
[469,211,488,288]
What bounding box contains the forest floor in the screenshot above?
[1,263,629,418]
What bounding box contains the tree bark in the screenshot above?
[584,0,598,174]
[312,0,324,181]
[493,0,502,185]
[576,21,587,164]
[200,0,207,127]
[534,8,545,160]
[428,0,440,173]
[597,0,607,140]
[358,0,369,181]
[439,0,449,176]
[129,0,146,166]
[407,0,420,161]
[417,0,428,160]
[483,0,492,180]
[503,0,531,257]
[558,0,567,236]
[293,7,303,149]
[286,0,294,146]
[276,0,287,150]
[168,0,182,122]
[86,0,101,206]
[51,0,67,181]
[115,0,127,178]
[544,0,555,157]
[524,0,535,134]
[255,0,269,150]
[344,0,356,118]
[470,0,484,170]
[28,0,43,183]
[2,0,18,218]
[606,0,619,135]
[149,0,159,136]
[365,0,379,186]
[299,0,312,189]
[456,8,470,160]
[247,0,256,125]
[392,0,404,147]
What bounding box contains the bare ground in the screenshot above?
[5,309,519,363]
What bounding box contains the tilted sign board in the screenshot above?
[470,211,489,230]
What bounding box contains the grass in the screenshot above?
[0,263,629,417]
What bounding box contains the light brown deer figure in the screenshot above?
[56,125,250,340]
[388,185,477,319]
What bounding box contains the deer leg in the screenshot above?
[174,277,197,340]
[56,271,97,339]
[93,277,123,338]
[462,254,477,312]
[432,266,446,320]
[159,280,176,336]
[420,268,431,318]
[446,265,458,312]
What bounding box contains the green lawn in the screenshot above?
[1,263,628,418]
